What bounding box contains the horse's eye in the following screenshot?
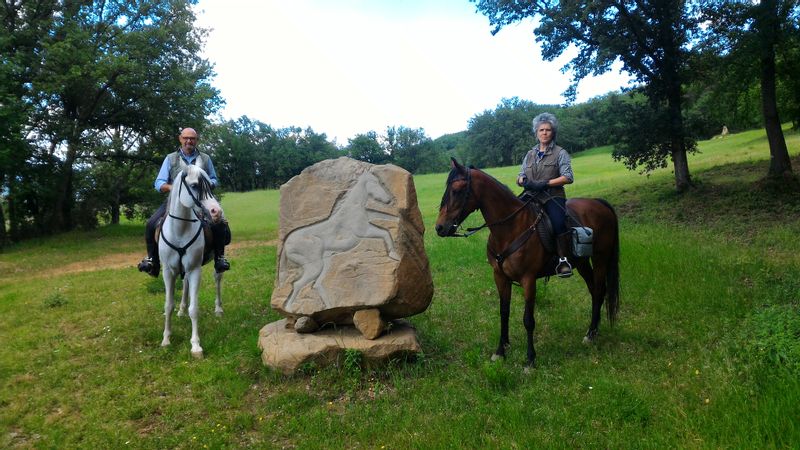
[452,179,467,192]
[191,183,199,190]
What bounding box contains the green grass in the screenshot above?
[1,127,799,448]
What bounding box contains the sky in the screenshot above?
[195,0,632,145]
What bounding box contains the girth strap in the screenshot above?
[490,209,544,268]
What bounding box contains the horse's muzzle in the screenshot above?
[435,222,457,237]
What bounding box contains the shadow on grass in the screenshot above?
[616,156,800,236]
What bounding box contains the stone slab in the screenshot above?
[258,318,421,375]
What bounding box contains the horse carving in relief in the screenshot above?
[277,170,400,309]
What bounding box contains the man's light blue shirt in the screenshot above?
[154,149,219,192]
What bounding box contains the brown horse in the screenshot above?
[435,158,619,368]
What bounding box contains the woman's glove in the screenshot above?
[524,179,549,192]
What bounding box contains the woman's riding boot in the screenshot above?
[556,232,573,278]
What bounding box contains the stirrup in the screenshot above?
[214,256,230,273]
[556,257,572,278]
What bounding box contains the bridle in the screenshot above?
[160,171,214,276]
[444,167,533,238]
[443,166,548,274]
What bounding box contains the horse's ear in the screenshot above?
[450,157,465,171]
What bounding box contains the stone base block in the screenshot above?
[258,318,421,375]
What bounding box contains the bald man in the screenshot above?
[137,127,231,276]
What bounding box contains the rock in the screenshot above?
[294,316,319,333]
[258,319,421,374]
[353,308,386,340]
[271,157,433,325]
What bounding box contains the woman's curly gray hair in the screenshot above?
[532,112,559,141]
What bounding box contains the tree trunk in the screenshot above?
[667,80,692,192]
[757,0,793,178]
[111,188,121,225]
[0,184,7,247]
[7,193,18,240]
[53,141,77,232]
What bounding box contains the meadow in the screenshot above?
[1,128,799,448]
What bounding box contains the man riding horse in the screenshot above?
[138,127,231,277]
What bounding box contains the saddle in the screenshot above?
[519,193,583,255]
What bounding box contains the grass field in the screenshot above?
[1,128,799,448]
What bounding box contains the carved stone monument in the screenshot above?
[258,157,434,374]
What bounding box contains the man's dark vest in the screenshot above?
[168,150,211,183]
[522,144,567,199]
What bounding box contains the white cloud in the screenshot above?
[196,0,631,144]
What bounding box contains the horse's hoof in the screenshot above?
[177,310,185,317]
[523,365,535,375]
[490,353,503,362]
[215,309,223,317]
[191,349,204,359]
[161,339,170,347]
[582,336,593,345]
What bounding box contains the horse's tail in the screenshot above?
[598,198,620,325]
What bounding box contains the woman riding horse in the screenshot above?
[517,112,574,278]
[435,158,620,368]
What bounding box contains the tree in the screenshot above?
[0,0,221,238]
[347,132,388,165]
[699,0,797,179]
[465,98,547,168]
[204,119,340,190]
[383,126,440,174]
[471,0,700,191]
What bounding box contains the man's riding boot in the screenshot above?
[555,232,573,278]
[212,222,230,273]
[137,231,160,277]
[214,255,230,273]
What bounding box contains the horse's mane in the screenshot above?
[441,165,518,208]
[181,165,215,201]
[473,167,517,199]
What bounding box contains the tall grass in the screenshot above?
[0,127,798,448]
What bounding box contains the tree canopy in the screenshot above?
[471,0,700,191]
[0,0,221,241]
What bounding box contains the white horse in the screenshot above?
[279,170,399,309]
[158,164,224,358]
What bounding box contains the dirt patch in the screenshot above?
[19,240,275,280]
